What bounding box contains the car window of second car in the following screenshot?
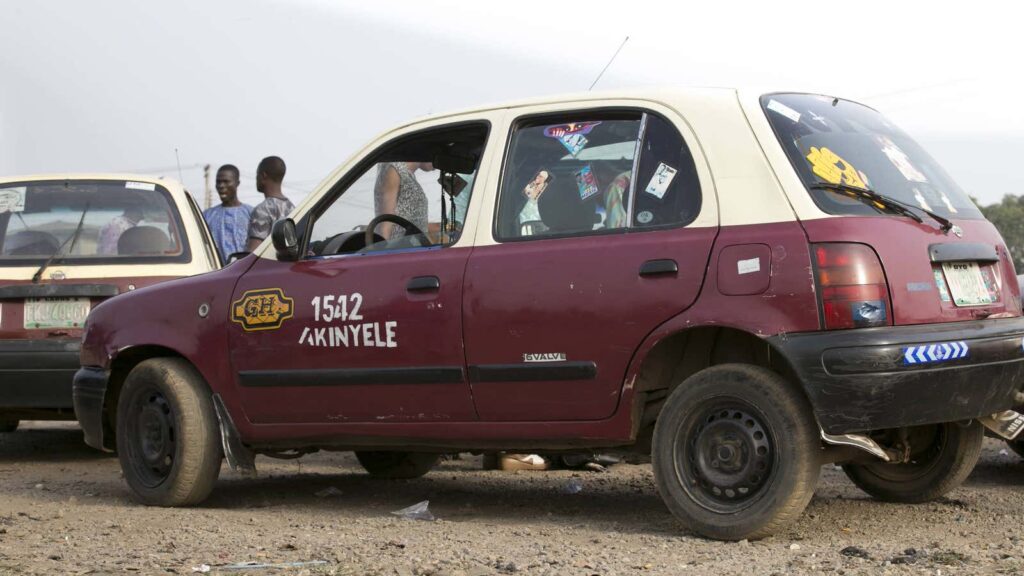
[0,180,188,262]
[307,123,488,257]
[494,111,701,240]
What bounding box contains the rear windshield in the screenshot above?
[0,180,190,265]
[761,93,983,220]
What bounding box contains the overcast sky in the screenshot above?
[2,0,1022,206]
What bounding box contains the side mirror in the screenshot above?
[271,218,299,261]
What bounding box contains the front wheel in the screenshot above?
[355,451,439,479]
[0,420,18,433]
[116,358,223,506]
[652,364,821,541]
[842,420,983,503]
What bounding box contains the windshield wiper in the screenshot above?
[809,182,954,233]
[31,202,90,284]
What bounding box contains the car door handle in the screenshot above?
[639,259,678,277]
[407,276,440,292]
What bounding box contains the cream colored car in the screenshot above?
[0,174,219,430]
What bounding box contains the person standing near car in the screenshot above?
[246,156,295,252]
[203,164,252,260]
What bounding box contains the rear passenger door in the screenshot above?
[463,104,718,421]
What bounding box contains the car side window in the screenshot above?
[307,123,488,257]
[494,111,701,240]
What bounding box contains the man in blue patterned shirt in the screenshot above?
[203,164,252,260]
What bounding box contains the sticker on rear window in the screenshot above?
[913,188,933,212]
[645,163,677,199]
[938,191,958,213]
[125,181,157,191]
[767,99,801,123]
[878,136,927,183]
[575,165,600,201]
[805,147,868,189]
[0,187,26,213]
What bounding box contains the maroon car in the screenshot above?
[74,90,1024,540]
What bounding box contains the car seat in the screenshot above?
[117,226,169,255]
[4,230,61,256]
[538,177,597,234]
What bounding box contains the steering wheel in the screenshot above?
[365,214,429,247]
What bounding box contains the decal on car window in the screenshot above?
[766,99,801,123]
[0,187,26,213]
[125,181,157,191]
[299,293,397,348]
[877,136,928,183]
[575,165,600,201]
[645,163,678,199]
[805,146,868,189]
[231,288,295,331]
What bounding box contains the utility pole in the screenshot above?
[203,164,212,210]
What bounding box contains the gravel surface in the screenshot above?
[1,422,1023,575]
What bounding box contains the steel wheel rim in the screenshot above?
[673,398,777,513]
[125,385,176,488]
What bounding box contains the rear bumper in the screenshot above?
[769,318,1024,435]
[0,338,81,410]
[72,366,110,451]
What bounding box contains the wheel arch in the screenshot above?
[100,345,191,450]
[629,325,813,442]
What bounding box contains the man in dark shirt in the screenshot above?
[246,156,295,252]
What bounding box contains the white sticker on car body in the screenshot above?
[300,292,397,348]
[125,181,157,191]
[737,257,761,275]
[767,99,801,123]
[0,187,26,213]
[645,163,677,199]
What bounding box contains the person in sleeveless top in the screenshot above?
[373,162,432,240]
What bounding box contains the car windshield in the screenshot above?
[761,93,983,220]
[0,180,188,263]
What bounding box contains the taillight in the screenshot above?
[813,243,891,330]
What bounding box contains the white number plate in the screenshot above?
[942,262,995,307]
[23,298,91,329]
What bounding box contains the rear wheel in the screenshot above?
[651,364,820,541]
[842,421,983,503]
[116,358,222,506]
[0,420,18,433]
[355,451,439,479]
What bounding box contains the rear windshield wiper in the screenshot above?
[31,202,90,284]
[809,182,953,233]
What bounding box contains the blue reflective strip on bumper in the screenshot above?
[903,341,970,365]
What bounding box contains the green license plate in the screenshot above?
[23,298,91,329]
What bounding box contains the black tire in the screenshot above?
[116,358,223,506]
[652,364,820,541]
[1008,438,1024,459]
[842,420,983,503]
[0,420,18,433]
[355,451,439,479]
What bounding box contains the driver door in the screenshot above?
[228,120,492,424]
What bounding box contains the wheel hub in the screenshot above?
[131,392,175,483]
[682,406,774,510]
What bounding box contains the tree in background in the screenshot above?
[980,195,1024,273]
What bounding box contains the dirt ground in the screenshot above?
[1,423,1023,575]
